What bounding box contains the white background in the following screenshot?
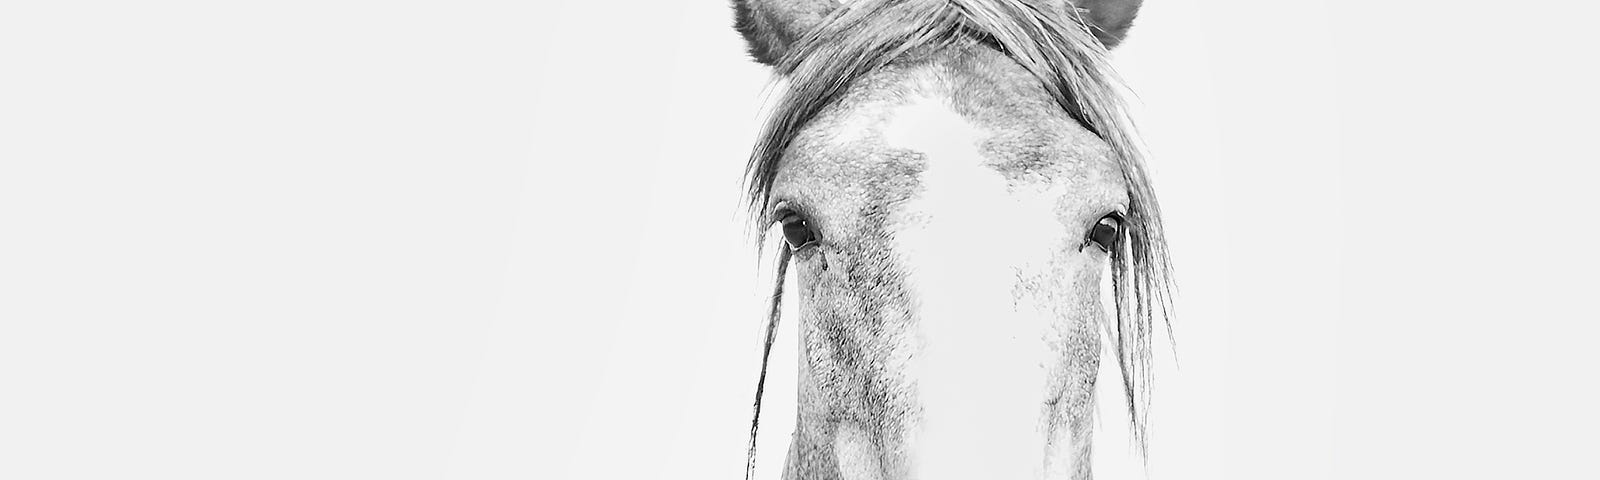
[3,1,1598,479]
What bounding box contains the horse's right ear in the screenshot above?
[732,0,842,66]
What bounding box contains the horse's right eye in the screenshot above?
[779,212,817,250]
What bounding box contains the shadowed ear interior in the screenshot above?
[732,0,842,65]
[1062,0,1144,49]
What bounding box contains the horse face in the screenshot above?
[765,50,1130,478]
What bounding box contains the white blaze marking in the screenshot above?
[883,95,1068,479]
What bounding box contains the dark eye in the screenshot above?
[778,211,817,250]
[1087,214,1123,253]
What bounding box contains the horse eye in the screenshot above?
[779,212,817,250]
[1087,214,1122,253]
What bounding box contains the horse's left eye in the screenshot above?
[1087,214,1122,253]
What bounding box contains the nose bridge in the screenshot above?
[904,211,1043,342]
[889,143,1068,480]
[894,207,1060,480]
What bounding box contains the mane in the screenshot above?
[741,0,1174,466]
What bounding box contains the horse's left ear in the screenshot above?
[732,0,843,66]
[1064,0,1144,49]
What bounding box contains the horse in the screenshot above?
[731,1,1175,479]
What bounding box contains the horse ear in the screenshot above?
[732,0,842,66]
[1064,0,1144,49]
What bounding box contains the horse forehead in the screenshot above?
[778,75,1122,222]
